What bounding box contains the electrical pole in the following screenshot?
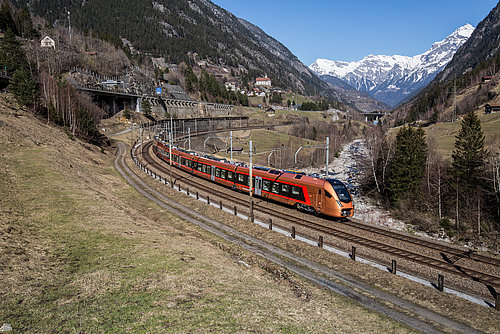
[188,127,191,150]
[249,140,253,221]
[169,131,173,187]
[140,123,142,155]
[230,130,233,163]
[452,78,457,122]
[325,136,330,178]
[170,116,174,144]
[67,11,72,46]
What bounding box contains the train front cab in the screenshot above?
[323,179,354,218]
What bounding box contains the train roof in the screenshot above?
[154,138,334,185]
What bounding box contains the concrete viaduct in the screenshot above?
[75,84,233,118]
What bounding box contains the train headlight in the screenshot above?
[336,200,343,207]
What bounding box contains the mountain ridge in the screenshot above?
[310,24,474,107]
[13,0,331,97]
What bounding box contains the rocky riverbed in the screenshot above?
[300,139,412,231]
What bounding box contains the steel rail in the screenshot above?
[138,140,500,292]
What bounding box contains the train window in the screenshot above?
[281,184,290,196]
[215,168,220,178]
[263,180,271,192]
[271,182,280,194]
[221,169,227,179]
[202,164,206,173]
[325,191,332,198]
[227,171,234,181]
[181,158,186,165]
[197,163,202,172]
[291,186,305,201]
[237,174,248,185]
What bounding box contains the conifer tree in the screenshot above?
[0,29,27,75]
[141,99,151,116]
[452,111,487,188]
[9,66,39,107]
[451,111,487,228]
[0,3,18,35]
[387,126,427,205]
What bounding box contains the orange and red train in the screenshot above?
[152,138,354,218]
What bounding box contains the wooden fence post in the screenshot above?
[438,274,444,292]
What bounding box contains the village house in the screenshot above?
[485,103,500,114]
[225,82,237,91]
[481,75,492,82]
[40,36,55,49]
[255,77,271,87]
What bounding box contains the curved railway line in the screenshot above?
[135,138,500,307]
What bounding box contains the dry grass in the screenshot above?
[425,110,500,159]
[0,94,414,332]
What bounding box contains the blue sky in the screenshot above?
[211,0,498,65]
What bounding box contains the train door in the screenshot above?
[317,189,323,210]
[254,176,262,196]
[211,165,215,181]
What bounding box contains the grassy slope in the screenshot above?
[0,94,411,332]
[417,77,500,158]
[425,111,500,159]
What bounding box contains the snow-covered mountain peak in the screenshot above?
[309,24,475,107]
[454,23,475,38]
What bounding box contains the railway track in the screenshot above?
[137,139,500,303]
[116,143,494,334]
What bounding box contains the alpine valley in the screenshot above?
[309,24,475,108]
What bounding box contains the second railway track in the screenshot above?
[137,139,500,304]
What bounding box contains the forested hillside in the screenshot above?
[12,0,331,96]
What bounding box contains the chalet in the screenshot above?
[266,107,276,114]
[40,36,55,49]
[255,77,271,87]
[485,104,500,114]
[481,76,492,83]
[225,82,237,92]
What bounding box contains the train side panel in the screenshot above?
[152,139,353,218]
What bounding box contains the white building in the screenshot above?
[40,36,55,49]
[225,82,237,91]
[255,77,271,87]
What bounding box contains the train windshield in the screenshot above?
[327,180,352,203]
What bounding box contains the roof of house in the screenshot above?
[256,77,271,81]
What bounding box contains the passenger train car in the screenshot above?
[152,138,354,218]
